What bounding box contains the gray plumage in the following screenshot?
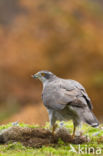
[32,70,99,136]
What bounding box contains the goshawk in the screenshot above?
[32,70,99,137]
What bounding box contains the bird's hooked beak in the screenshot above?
[32,73,39,79]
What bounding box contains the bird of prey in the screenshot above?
[32,70,99,138]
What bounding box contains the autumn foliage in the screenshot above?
[0,0,103,124]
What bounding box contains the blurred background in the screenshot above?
[0,0,103,125]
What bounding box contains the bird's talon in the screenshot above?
[72,134,75,139]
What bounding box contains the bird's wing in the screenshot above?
[43,79,93,110]
[71,80,93,109]
[60,79,93,110]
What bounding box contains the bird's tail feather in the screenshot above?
[82,109,99,127]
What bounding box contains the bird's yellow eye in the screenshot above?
[41,73,45,77]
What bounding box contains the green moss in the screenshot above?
[0,122,103,156]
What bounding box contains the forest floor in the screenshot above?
[0,121,103,156]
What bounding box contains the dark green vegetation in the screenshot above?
[0,122,103,156]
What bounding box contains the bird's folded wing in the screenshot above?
[43,79,93,111]
[58,81,93,110]
[55,87,86,109]
[47,85,92,111]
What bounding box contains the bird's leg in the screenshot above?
[48,109,57,135]
[72,124,76,139]
[52,123,57,135]
[78,124,83,137]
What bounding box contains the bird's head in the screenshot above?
[32,70,56,83]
